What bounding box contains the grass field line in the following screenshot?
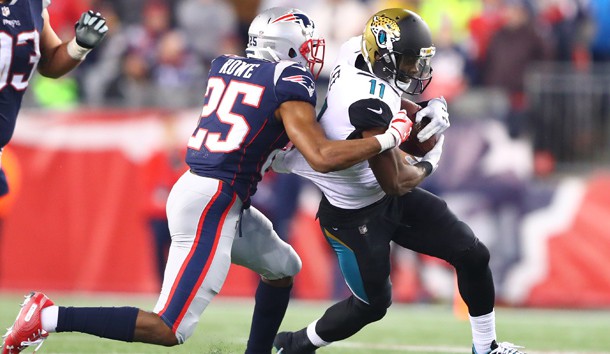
[334,341,610,354]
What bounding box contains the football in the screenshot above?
[398,98,438,157]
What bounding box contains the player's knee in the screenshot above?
[450,239,491,272]
[138,312,181,346]
[272,244,302,278]
[151,323,180,346]
[285,245,302,276]
[161,336,181,347]
[354,297,388,323]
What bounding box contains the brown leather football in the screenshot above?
[398,98,438,157]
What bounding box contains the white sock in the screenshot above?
[306,320,330,348]
[40,306,59,333]
[470,310,496,354]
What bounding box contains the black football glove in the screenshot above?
[74,10,109,49]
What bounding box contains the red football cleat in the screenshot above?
[1,292,54,354]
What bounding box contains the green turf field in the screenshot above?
[1,293,609,353]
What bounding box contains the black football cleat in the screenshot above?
[273,329,318,354]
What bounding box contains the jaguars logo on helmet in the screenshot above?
[361,8,435,95]
[368,15,401,51]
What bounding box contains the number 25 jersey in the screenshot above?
[186,55,317,207]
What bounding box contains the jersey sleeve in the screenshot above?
[348,98,393,131]
[43,0,51,9]
[273,62,317,107]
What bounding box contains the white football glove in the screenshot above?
[415,96,449,142]
[262,147,294,175]
[420,134,444,175]
[375,109,413,152]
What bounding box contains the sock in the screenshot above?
[470,310,496,354]
[41,306,59,333]
[56,306,139,342]
[245,280,292,354]
[306,320,330,347]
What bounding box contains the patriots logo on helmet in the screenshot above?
[282,74,315,97]
[272,12,314,30]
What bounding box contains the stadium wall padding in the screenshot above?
[1,109,610,307]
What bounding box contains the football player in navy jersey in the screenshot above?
[1,7,412,354]
[271,8,526,354]
[0,1,108,197]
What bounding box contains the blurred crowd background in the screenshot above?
[30,0,610,171]
[3,0,610,307]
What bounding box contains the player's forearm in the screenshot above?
[393,165,427,194]
[307,137,382,173]
[37,41,82,78]
[372,151,426,196]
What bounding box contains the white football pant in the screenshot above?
[153,171,301,343]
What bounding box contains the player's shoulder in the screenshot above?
[274,60,313,81]
[273,60,316,100]
[347,98,394,131]
[336,36,364,67]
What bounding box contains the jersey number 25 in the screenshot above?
[188,77,264,153]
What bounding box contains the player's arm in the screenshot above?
[362,128,428,195]
[38,10,108,78]
[278,101,411,173]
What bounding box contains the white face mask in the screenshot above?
[395,79,412,93]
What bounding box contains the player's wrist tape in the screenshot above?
[374,131,398,153]
[67,37,92,60]
[415,161,433,176]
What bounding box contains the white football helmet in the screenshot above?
[246,7,325,79]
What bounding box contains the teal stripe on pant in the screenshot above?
[324,230,369,304]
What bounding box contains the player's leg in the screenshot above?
[2,173,241,352]
[274,213,396,353]
[152,173,241,344]
[231,206,301,354]
[393,187,525,354]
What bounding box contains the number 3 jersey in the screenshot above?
[186,55,317,207]
[0,0,50,148]
[283,36,403,209]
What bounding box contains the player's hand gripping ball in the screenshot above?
[398,99,439,157]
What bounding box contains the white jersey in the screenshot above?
[287,36,403,209]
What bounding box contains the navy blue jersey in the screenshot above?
[186,55,317,206]
[0,0,45,148]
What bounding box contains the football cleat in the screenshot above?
[274,330,318,354]
[473,340,526,354]
[1,292,54,354]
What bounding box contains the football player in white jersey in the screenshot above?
[1,7,413,354]
[271,8,526,354]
